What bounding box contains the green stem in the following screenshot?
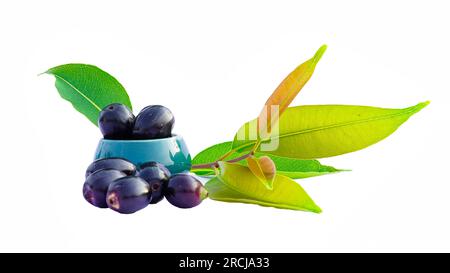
[251,140,261,153]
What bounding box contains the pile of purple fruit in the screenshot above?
[82,103,208,214]
[83,158,207,213]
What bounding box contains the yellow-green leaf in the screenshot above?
[210,162,321,212]
[258,45,326,136]
[246,156,276,189]
[233,102,429,159]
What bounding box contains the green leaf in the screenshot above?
[191,169,217,176]
[205,162,321,212]
[45,64,132,126]
[233,102,429,159]
[191,142,235,165]
[191,141,342,178]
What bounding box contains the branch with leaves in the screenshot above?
[44,45,429,213]
[189,45,428,212]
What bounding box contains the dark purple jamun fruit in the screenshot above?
[98,103,135,139]
[106,177,151,214]
[138,162,171,204]
[132,105,174,139]
[165,174,208,209]
[83,169,127,208]
[85,157,136,178]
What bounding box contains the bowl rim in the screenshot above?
[100,134,182,143]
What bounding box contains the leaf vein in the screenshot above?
[52,74,102,111]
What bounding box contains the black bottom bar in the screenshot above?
[0,253,447,272]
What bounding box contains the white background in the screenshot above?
[0,0,449,252]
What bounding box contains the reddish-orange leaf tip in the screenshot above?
[258,45,327,137]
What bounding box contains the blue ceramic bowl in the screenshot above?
[94,135,191,174]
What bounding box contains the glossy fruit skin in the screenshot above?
[165,174,208,208]
[106,177,151,214]
[98,103,135,139]
[138,162,171,204]
[85,157,136,178]
[83,169,127,208]
[133,105,174,139]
